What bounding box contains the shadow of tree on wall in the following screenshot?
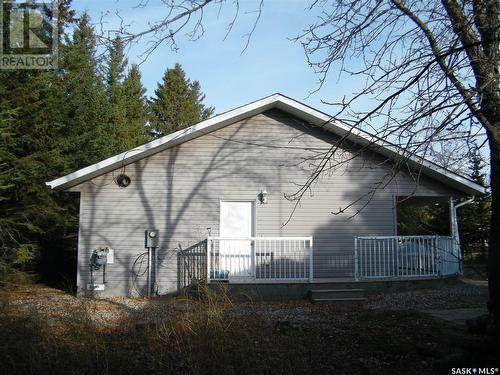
[133,119,271,291]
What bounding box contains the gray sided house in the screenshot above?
[47,94,486,297]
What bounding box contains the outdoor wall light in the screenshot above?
[116,174,131,188]
[259,189,268,204]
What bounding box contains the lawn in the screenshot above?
[0,280,498,375]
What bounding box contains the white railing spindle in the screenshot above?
[207,237,313,282]
[354,235,460,280]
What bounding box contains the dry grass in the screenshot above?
[0,282,498,375]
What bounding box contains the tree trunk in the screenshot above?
[488,135,500,335]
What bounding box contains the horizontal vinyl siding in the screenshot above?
[75,109,461,296]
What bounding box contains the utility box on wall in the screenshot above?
[145,229,159,248]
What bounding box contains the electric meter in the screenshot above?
[145,229,159,248]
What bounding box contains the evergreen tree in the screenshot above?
[0,9,113,283]
[149,63,214,137]
[103,39,148,152]
[0,108,19,265]
[104,36,128,153]
[397,202,449,236]
[458,149,491,261]
[61,12,111,166]
[121,64,149,148]
[106,36,128,97]
[0,61,72,274]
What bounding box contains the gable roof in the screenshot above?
[46,93,486,195]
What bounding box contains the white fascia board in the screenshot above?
[46,94,279,190]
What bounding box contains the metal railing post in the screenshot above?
[206,236,211,283]
[434,235,438,276]
[354,237,359,281]
[308,237,314,283]
[251,238,256,278]
[437,236,442,277]
[147,247,152,297]
[395,237,399,278]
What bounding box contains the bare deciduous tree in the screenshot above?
[294,0,499,331]
[98,0,262,62]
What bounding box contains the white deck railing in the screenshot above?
[354,235,459,280]
[207,237,313,282]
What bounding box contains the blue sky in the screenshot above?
[68,1,490,174]
[72,0,365,115]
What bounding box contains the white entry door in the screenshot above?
[219,201,254,278]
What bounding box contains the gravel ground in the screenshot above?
[1,278,489,329]
[229,302,351,331]
[227,279,489,329]
[365,279,488,311]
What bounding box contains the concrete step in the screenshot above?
[310,288,366,300]
[312,297,367,303]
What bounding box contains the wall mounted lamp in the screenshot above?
[259,189,268,204]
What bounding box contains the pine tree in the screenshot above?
[0,9,111,282]
[103,39,149,152]
[0,108,19,264]
[0,63,72,272]
[121,64,149,148]
[149,63,214,137]
[61,12,111,166]
[458,149,491,261]
[104,36,128,153]
[106,36,128,97]
[0,7,153,284]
